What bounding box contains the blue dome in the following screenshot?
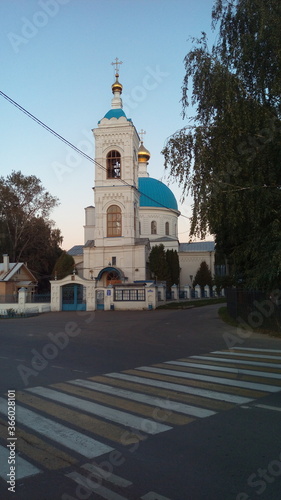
[103,109,127,120]
[138,177,178,210]
[98,108,132,124]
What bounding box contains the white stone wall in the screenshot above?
[83,243,148,282]
[179,251,215,286]
[139,207,179,248]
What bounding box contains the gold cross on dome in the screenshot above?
[139,129,146,142]
[111,57,123,75]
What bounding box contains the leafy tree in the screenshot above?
[149,245,180,290]
[0,170,59,261]
[149,244,171,284]
[193,261,213,289]
[162,0,281,290]
[0,171,62,291]
[22,218,63,292]
[52,251,75,280]
[166,249,180,288]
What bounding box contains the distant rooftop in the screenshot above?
[68,245,84,256]
[179,241,215,252]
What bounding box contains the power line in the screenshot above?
[0,90,190,220]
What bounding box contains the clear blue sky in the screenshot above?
[0,0,216,250]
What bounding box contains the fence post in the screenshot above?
[18,287,27,312]
[204,285,210,298]
[184,285,191,299]
[195,284,201,299]
[171,284,178,300]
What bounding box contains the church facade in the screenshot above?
[51,62,215,311]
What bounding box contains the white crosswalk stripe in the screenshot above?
[27,386,172,434]
[0,443,41,480]
[0,397,113,459]
[211,350,281,361]
[135,366,281,392]
[70,378,216,418]
[165,360,281,379]
[233,347,281,353]
[191,355,281,369]
[105,372,253,404]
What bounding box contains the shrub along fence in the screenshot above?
[226,288,281,333]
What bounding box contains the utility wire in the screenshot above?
[0,90,190,220]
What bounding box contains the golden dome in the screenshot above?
[138,141,151,163]
[112,73,123,94]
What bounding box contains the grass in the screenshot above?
[156,297,226,310]
[218,306,281,337]
[218,306,241,327]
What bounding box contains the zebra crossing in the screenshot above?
[1,346,281,498]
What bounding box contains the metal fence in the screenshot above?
[226,288,281,333]
[0,294,17,304]
[27,294,51,303]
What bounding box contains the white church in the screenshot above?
[51,61,215,311]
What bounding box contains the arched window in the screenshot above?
[165,222,169,235]
[107,205,122,237]
[151,220,157,235]
[107,150,121,178]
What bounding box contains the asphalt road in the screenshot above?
[0,305,281,500]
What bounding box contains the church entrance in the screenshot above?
[62,284,86,311]
[96,290,104,310]
[106,271,122,286]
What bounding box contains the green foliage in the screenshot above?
[52,252,75,280]
[162,0,281,290]
[193,261,213,288]
[149,244,171,284]
[149,245,180,289]
[0,171,62,291]
[166,249,180,287]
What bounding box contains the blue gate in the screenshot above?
[96,290,104,310]
[62,284,86,311]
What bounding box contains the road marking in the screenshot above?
[135,366,281,393]
[255,404,281,413]
[0,397,113,459]
[191,355,281,369]
[70,378,216,419]
[82,463,132,487]
[211,351,281,361]
[232,347,281,353]
[0,415,76,470]
[16,391,142,445]
[27,386,172,435]
[105,373,253,404]
[51,381,193,426]
[164,360,281,380]
[66,471,130,500]
[0,443,41,480]
[92,375,234,412]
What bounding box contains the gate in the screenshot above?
[62,284,86,311]
[96,290,104,310]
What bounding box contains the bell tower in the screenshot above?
[92,59,140,248]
